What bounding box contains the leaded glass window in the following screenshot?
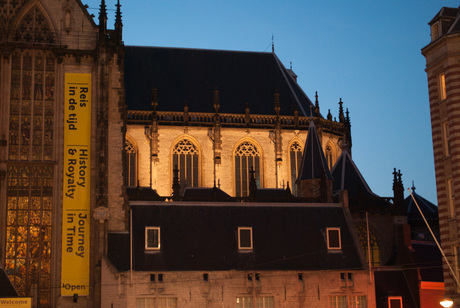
[172,139,200,195]
[357,225,380,266]
[235,141,260,197]
[6,165,53,306]
[125,139,137,187]
[9,50,55,161]
[289,141,302,196]
[15,6,56,43]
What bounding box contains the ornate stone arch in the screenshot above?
[124,135,138,187]
[10,1,57,43]
[233,137,264,197]
[287,137,303,195]
[170,135,202,194]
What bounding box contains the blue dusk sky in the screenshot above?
[84,0,458,204]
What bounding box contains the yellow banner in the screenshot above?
[0,298,32,308]
[62,73,91,296]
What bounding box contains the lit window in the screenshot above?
[439,73,447,100]
[329,295,347,308]
[125,138,137,187]
[172,138,200,195]
[145,227,160,250]
[289,141,302,196]
[235,141,261,197]
[236,297,273,308]
[327,228,341,250]
[388,296,402,308]
[238,227,253,250]
[349,296,367,308]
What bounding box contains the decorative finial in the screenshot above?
[98,0,107,34]
[327,109,332,121]
[315,92,320,117]
[411,181,416,192]
[338,98,345,123]
[272,33,274,53]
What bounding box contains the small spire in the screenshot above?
[290,62,292,70]
[115,0,122,27]
[338,98,345,123]
[411,181,416,192]
[151,88,158,112]
[314,92,320,117]
[274,90,280,115]
[213,87,220,113]
[327,109,332,121]
[272,33,275,53]
[98,0,107,35]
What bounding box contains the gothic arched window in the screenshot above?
[325,143,334,170]
[289,141,303,196]
[357,225,380,267]
[6,49,55,306]
[235,141,261,197]
[15,6,55,43]
[172,138,200,194]
[124,139,137,187]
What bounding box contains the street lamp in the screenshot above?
[440,298,453,308]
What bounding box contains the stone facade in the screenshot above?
[422,6,460,300]
[102,258,375,308]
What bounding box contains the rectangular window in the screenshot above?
[431,22,439,41]
[145,227,160,250]
[443,121,450,156]
[329,295,347,308]
[388,296,402,308]
[349,295,366,308]
[136,298,177,308]
[238,227,253,250]
[236,297,273,308]
[327,228,341,250]
[439,73,447,100]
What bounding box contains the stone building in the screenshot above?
[422,5,460,303]
[0,0,431,307]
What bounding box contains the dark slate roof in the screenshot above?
[331,150,377,199]
[428,7,460,35]
[412,242,443,282]
[405,188,438,217]
[127,187,164,201]
[108,203,364,272]
[124,46,315,117]
[182,187,232,201]
[297,121,333,181]
[0,265,18,297]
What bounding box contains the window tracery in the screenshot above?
[15,6,55,43]
[357,224,380,266]
[9,50,55,161]
[235,141,261,197]
[0,0,30,27]
[325,142,334,170]
[124,139,137,187]
[6,165,53,306]
[172,138,200,194]
[289,141,302,196]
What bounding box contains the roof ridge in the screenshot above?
[125,45,273,55]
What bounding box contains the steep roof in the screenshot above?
[405,188,438,217]
[108,202,364,272]
[297,121,333,181]
[428,6,460,36]
[124,46,315,117]
[331,149,377,198]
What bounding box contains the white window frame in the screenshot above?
[145,227,161,250]
[388,296,402,308]
[238,227,253,250]
[327,227,342,250]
